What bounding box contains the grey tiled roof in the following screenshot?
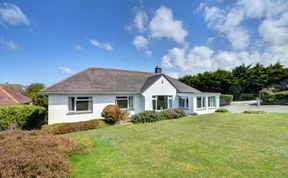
[42,67,201,94]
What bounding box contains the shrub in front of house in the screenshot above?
[243,110,267,114]
[215,108,229,113]
[0,130,77,178]
[160,108,186,119]
[132,111,165,124]
[101,105,129,123]
[42,119,107,134]
[0,105,47,131]
[220,94,233,106]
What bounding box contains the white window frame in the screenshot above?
[208,96,216,108]
[152,95,173,111]
[68,96,93,113]
[196,96,206,110]
[115,96,134,110]
[179,96,189,109]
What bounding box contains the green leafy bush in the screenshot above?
[132,111,165,124]
[0,130,77,178]
[160,108,186,119]
[220,94,233,106]
[260,89,288,105]
[101,105,129,123]
[0,105,47,130]
[243,110,267,114]
[192,113,198,115]
[215,108,229,113]
[42,119,107,134]
[239,93,258,101]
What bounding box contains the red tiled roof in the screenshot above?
[0,85,32,105]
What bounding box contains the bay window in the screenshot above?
[68,96,93,112]
[208,96,216,108]
[196,96,206,110]
[152,95,173,111]
[116,96,134,110]
[179,96,189,109]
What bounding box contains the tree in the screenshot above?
[24,83,48,109]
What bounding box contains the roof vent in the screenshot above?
[155,66,162,74]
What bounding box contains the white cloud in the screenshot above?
[167,72,179,79]
[59,67,74,74]
[89,39,113,51]
[202,6,249,50]
[134,9,148,33]
[0,3,30,26]
[133,35,148,50]
[145,50,152,57]
[149,6,188,44]
[0,38,19,50]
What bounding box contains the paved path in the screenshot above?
[221,100,288,113]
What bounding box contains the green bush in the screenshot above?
[42,119,108,134]
[132,111,165,124]
[215,108,229,113]
[239,93,257,101]
[0,105,47,130]
[192,113,198,115]
[260,89,288,105]
[220,94,233,106]
[160,108,186,119]
[243,110,267,114]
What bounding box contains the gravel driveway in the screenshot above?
[221,100,288,113]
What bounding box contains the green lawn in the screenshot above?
[68,113,288,177]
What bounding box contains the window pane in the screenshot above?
[169,99,172,108]
[76,101,89,111]
[153,99,156,110]
[157,96,167,110]
[129,96,134,109]
[68,97,75,111]
[186,97,189,107]
[117,100,128,109]
[197,97,202,108]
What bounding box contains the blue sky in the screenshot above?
[0,0,288,85]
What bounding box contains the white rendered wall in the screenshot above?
[48,94,143,124]
[192,94,220,115]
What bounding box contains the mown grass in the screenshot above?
[68,113,288,177]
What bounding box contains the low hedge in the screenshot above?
[215,108,229,113]
[239,93,258,101]
[243,110,267,114]
[132,111,165,124]
[260,90,288,105]
[220,94,233,106]
[0,130,77,177]
[160,108,186,119]
[42,119,107,134]
[0,105,47,131]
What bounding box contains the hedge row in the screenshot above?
[220,94,233,106]
[0,105,47,131]
[260,90,288,105]
[42,119,108,135]
[132,108,187,124]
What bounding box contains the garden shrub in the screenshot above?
[243,110,267,114]
[101,105,129,123]
[0,105,47,131]
[0,130,77,178]
[260,89,288,105]
[160,108,186,119]
[132,111,165,124]
[239,93,257,101]
[42,119,107,135]
[192,113,198,115]
[215,108,229,113]
[220,94,233,106]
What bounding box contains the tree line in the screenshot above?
[178,62,288,99]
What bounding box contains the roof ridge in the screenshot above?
[0,86,19,103]
[87,67,154,74]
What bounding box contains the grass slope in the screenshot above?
[68,113,288,177]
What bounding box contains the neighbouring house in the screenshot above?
[41,67,220,124]
[0,85,32,105]
[0,83,26,93]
